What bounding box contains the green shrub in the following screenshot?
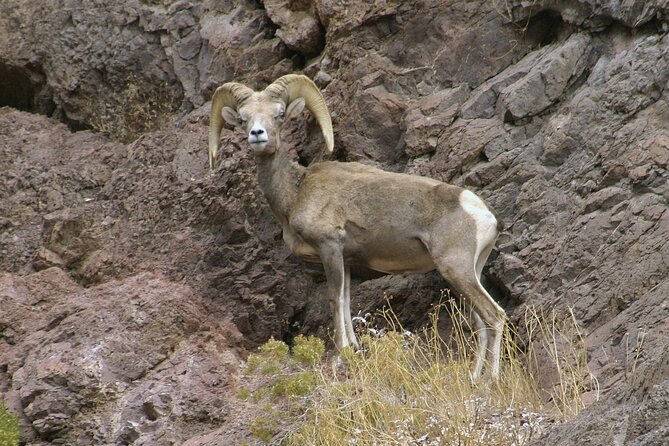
[241,336,325,443]
[292,335,325,366]
[271,371,317,399]
[246,337,290,376]
[0,402,19,446]
[236,386,251,401]
[258,337,291,359]
[249,407,280,443]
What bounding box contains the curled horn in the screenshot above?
[209,82,254,169]
[264,74,334,154]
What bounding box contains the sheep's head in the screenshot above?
[209,74,334,169]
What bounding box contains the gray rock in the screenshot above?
[403,84,470,157]
[497,33,593,122]
[265,0,325,55]
[505,0,669,29]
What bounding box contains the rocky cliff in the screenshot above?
[1,0,668,444]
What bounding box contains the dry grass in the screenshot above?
[87,74,178,143]
[242,295,597,445]
[524,306,599,419]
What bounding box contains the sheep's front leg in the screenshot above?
[320,243,349,350]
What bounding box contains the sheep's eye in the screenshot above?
[276,111,285,120]
[238,116,247,124]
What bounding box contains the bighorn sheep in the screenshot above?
[209,74,506,379]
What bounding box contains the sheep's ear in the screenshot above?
[286,98,305,119]
[221,107,240,126]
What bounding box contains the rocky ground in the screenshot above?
[1,0,668,444]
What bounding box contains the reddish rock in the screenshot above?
[1,268,240,444]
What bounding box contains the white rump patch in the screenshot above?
[459,190,498,276]
[459,190,496,226]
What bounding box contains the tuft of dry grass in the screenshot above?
[87,74,178,143]
[524,306,599,419]
[290,305,533,445]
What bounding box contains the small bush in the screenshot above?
[246,337,291,376]
[271,371,317,399]
[292,335,325,366]
[0,402,19,446]
[236,386,251,401]
[241,336,326,443]
[249,406,280,443]
[259,337,290,359]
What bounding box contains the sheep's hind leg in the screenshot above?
[470,311,488,381]
[443,273,489,381]
[461,277,505,379]
[435,255,504,379]
[474,238,505,378]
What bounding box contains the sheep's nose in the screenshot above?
[250,128,265,136]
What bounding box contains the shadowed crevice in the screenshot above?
[523,9,568,47]
[0,60,44,112]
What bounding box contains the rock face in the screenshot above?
[1,0,668,444]
[0,268,239,445]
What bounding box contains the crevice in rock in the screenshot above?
[633,16,669,36]
[368,13,402,40]
[485,270,519,310]
[290,51,307,71]
[0,59,90,132]
[515,3,669,38]
[282,307,306,347]
[255,3,307,71]
[486,252,523,309]
[0,59,53,114]
[523,9,568,47]
[0,62,35,111]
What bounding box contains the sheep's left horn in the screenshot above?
[265,74,334,154]
[209,82,254,169]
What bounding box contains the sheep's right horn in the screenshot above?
[265,74,334,154]
[209,83,254,169]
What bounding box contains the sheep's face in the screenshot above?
[222,94,306,155]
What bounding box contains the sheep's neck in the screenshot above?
[255,151,305,226]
